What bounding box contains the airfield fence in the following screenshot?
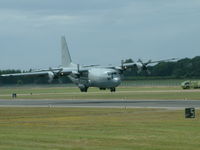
[121,79,186,87]
[0,79,188,88]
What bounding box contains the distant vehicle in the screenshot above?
[1,36,175,92]
[181,80,200,89]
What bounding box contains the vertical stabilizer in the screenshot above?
[61,36,72,67]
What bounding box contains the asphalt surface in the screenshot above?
[0,99,200,109]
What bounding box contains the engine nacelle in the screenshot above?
[47,71,55,83]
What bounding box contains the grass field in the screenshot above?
[0,107,199,150]
[0,85,200,100]
[0,81,199,150]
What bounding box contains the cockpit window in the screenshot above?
[107,72,118,79]
[107,72,117,76]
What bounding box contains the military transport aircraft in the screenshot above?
[1,36,176,92]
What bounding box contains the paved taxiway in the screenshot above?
[0,99,200,109]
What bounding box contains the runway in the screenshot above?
[0,99,200,109]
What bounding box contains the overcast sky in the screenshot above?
[0,0,200,70]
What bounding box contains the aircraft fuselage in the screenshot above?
[68,67,121,92]
[88,68,121,88]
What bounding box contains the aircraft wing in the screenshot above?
[61,67,89,76]
[114,62,136,71]
[1,71,51,77]
[1,67,89,79]
[1,67,62,77]
[122,62,136,68]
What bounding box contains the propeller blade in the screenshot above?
[77,64,80,73]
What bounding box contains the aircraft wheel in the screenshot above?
[110,87,116,92]
[80,87,88,92]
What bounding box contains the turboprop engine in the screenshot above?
[47,71,55,83]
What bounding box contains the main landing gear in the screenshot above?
[99,87,116,92]
[110,87,116,92]
[80,86,116,92]
[80,87,88,92]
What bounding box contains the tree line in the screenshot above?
[124,56,200,79]
[1,56,200,85]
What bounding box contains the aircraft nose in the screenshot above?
[113,77,121,85]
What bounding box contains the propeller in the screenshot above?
[121,60,125,70]
[137,58,177,75]
[47,67,64,83]
[136,60,150,75]
[138,58,177,68]
[120,59,130,72]
[76,64,81,81]
[77,64,80,73]
[137,59,149,71]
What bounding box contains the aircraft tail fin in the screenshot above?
[61,36,73,67]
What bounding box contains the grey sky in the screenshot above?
[0,0,200,70]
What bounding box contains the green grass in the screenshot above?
[0,107,199,150]
[121,79,185,86]
[0,86,200,100]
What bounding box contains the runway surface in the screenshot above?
[0,99,200,109]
